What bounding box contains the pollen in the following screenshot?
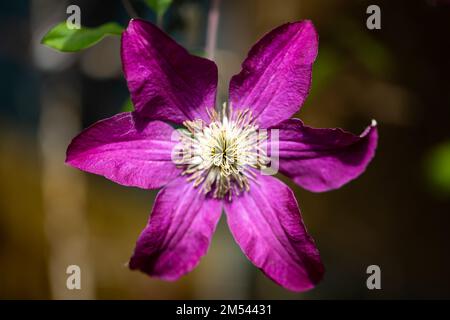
[174,103,269,200]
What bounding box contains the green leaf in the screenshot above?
[144,0,172,17]
[41,22,123,52]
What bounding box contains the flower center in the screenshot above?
[174,104,269,200]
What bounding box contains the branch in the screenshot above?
[205,0,221,60]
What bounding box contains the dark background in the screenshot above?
[1,0,450,299]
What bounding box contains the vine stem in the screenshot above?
[157,14,163,28]
[122,0,139,18]
[205,0,221,60]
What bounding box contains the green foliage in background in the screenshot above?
[41,22,123,52]
[145,0,173,19]
[425,141,450,196]
[334,20,392,77]
[310,46,342,97]
[121,97,134,112]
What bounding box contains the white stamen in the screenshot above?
[174,103,269,200]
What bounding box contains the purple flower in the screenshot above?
[66,19,378,292]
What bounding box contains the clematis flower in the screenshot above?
[66,19,378,292]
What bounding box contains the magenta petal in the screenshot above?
[66,112,181,189]
[229,20,318,128]
[121,19,218,124]
[129,177,222,280]
[224,174,324,292]
[270,119,378,192]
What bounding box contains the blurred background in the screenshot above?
[1,0,450,299]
